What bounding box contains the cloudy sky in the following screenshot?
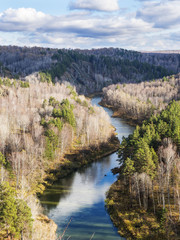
[0,0,179,50]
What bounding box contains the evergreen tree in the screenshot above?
[0,182,32,240]
[0,182,18,239]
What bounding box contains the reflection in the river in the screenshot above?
[42,153,118,219]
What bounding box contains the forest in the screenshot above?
[106,94,180,239]
[0,77,116,240]
[102,73,180,123]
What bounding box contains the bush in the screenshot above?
[20,81,30,88]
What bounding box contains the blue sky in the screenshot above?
[0,0,179,50]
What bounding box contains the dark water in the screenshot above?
[40,97,134,240]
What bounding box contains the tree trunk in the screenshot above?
[152,183,156,214]
[176,187,180,221]
[21,231,24,240]
[1,165,4,182]
[129,177,132,208]
[135,174,141,208]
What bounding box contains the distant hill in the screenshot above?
[0,46,179,94]
[141,50,180,54]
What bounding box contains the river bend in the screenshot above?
[40,97,134,240]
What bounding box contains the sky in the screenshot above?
[0,0,179,51]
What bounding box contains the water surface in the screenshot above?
[40,97,134,240]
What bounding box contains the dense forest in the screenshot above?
[101,73,180,123]
[0,77,116,240]
[78,48,180,73]
[0,46,179,94]
[106,100,180,239]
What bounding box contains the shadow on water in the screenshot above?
[40,173,76,212]
[40,97,135,240]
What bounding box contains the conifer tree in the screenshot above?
[0,182,32,240]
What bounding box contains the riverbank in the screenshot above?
[106,179,180,240]
[33,215,57,240]
[36,134,120,240]
[99,101,141,126]
[105,101,180,240]
[89,93,140,125]
[96,97,180,240]
[43,135,120,184]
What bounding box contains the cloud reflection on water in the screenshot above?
[48,172,111,222]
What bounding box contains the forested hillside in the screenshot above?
[0,46,179,94]
[0,77,116,240]
[106,101,180,239]
[78,48,180,73]
[102,73,180,122]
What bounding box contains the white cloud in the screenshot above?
[137,0,180,28]
[0,8,51,31]
[0,8,47,23]
[69,0,119,12]
[0,5,179,51]
[0,8,152,37]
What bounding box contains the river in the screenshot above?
[40,97,135,240]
